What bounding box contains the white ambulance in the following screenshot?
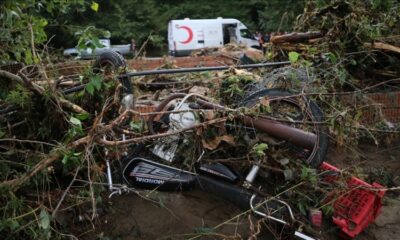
[168,18,259,56]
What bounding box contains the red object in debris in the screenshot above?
[309,208,323,228]
[320,162,386,239]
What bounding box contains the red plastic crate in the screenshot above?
[320,162,386,239]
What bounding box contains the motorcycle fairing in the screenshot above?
[122,157,196,191]
[198,162,239,183]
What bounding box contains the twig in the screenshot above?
[0,138,57,147]
[52,166,81,219]
[364,42,400,54]
[10,206,41,221]
[99,117,228,146]
[28,23,38,62]
[134,33,153,59]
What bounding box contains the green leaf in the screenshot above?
[297,202,307,216]
[9,10,20,18]
[130,121,142,131]
[322,205,334,216]
[24,49,33,65]
[85,83,94,95]
[62,154,68,165]
[39,208,50,230]
[103,30,111,39]
[75,112,90,121]
[38,19,48,27]
[91,75,102,90]
[253,143,268,152]
[86,75,102,95]
[70,116,81,126]
[288,51,300,63]
[91,37,103,49]
[302,60,313,67]
[91,2,99,12]
[252,143,268,157]
[78,41,86,50]
[326,52,337,63]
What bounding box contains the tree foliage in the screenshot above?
[72,0,305,47]
[1,0,306,60]
[0,0,87,64]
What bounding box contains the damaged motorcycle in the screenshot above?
[100,53,329,239]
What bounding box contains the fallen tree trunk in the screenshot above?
[271,31,324,44]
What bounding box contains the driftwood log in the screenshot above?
[271,31,324,44]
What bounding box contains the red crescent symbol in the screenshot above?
[178,26,193,44]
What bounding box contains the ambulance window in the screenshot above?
[240,29,253,39]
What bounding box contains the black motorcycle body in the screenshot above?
[110,87,327,240]
[122,157,240,191]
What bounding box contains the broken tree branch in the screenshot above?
[9,69,88,114]
[0,136,90,191]
[0,70,26,86]
[363,42,400,54]
[270,31,324,44]
[99,117,228,146]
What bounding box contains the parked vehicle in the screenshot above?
[168,17,259,56]
[63,39,133,59]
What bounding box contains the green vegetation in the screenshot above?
[1,0,306,62]
[0,0,87,64]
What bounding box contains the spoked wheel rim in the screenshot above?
[240,89,328,168]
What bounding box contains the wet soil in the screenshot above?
[84,190,254,239]
[79,143,400,240]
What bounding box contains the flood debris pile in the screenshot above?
[294,0,400,83]
[262,0,400,146]
[0,56,394,240]
[0,1,399,240]
[191,43,265,64]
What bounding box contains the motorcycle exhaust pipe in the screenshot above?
[197,99,317,150]
[241,116,317,150]
[195,175,281,213]
[196,175,253,210]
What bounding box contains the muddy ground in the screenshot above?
[75,142,400,240]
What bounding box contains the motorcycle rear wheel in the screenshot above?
[239,88,328,168]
